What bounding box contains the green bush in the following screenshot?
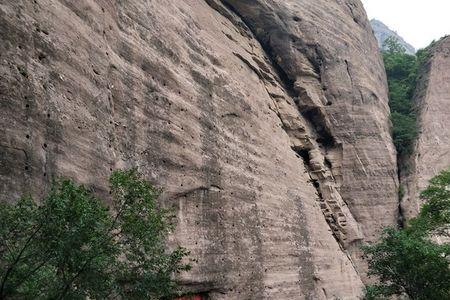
[391,112,417,155]
[0,170,190,299]
[382,37,419,157]
[363,169,450,299]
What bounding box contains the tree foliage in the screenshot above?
[363,169,450,299]
[0,169,190,299]
[382,36,419,157]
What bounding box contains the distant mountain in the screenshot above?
[370,19,416,54]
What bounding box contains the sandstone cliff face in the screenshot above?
[218,0,399,275]
[402,36,450,220]
[0,0,397,298]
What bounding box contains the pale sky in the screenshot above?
[361,0,450,49]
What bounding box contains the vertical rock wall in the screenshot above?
[217,0,398,275]
[402,36,450,220]
[0,0,397,298]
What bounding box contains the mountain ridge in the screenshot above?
[371,19,416,54]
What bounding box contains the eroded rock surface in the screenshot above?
[0,0,397,298]
[218,0,398,274]
[401,36,450,220]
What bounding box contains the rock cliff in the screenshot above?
[0,0,398,298]
[401,36,450,220]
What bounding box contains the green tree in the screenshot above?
[0,170,190,299]
[383,36,407,55]
[391,112,417,155]
[382,37,419,157]
[412,169,450,236]
[363,169,450,299]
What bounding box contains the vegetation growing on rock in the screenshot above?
[382,37,419,157]
[383,37,436,159]
[363,169,450,299]
[0,170,190,299]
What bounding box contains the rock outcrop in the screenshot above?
[401,36,450,220]
[370,19,416,55]
[0,0,398,298]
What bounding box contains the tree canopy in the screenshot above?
[363,169,450,299]
[0,170,190,299]
[382,36,419,157]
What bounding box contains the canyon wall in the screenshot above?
[401,36,450,220]
[0,0,398,298]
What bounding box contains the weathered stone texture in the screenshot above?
[0,0,397,298]
[402,36,450,220]
[218,0,398,274]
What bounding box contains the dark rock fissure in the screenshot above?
[204,1,329,296]
[300,107,336,149]
[213,1,296,94]
[216,0,352,249]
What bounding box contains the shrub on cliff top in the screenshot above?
[0,169,190,299]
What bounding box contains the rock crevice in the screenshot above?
[205,0,361,251]
[214,0,399,274]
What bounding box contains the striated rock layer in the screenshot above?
[0,0,397,298]
[401,36,450,220]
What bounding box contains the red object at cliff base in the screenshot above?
[174,295,204,300]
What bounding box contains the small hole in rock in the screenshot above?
[324,158,332,168]
[312,179,320,189]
